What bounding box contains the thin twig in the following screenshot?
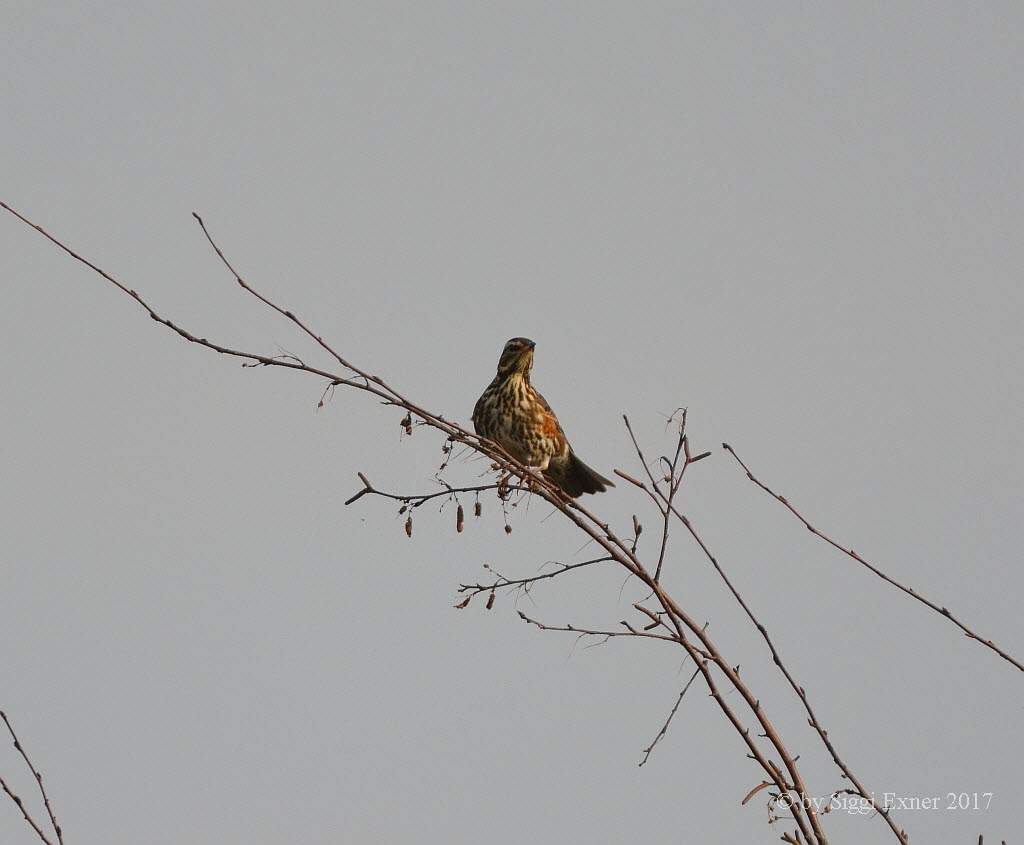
[0,711,61,845]
[348,478,505,510]
[458,556,614,599]
[517,611,680,644]
[722,443,1023,673]
[639,667,700,766]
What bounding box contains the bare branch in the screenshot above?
[4,200,961,844]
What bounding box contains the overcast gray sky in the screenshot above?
[3,3,1021,843]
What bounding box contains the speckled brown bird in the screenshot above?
[472,337,614,497]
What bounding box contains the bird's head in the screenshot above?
[495,337,536,377]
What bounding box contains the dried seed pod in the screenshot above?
[454,596,471,609]
[456,504,465,533]
[474,501,482,518]
[405,515,413,537]
[486,592,496,610]
[504,524,512,535]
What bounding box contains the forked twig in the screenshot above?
[622,416,908,843]
[458,556,614,601]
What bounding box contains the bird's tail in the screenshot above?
[546,452,615,497]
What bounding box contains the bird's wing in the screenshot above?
[534,389,569,443]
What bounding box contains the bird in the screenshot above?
[472,337,614,497]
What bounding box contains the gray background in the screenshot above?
[3,3,1021,843]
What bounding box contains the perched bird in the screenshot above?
[473,337,614,497]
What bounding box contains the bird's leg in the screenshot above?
[510,467,543,495]
[521,462,564,498]
[525,468,547,490]
[522,454,553,492]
